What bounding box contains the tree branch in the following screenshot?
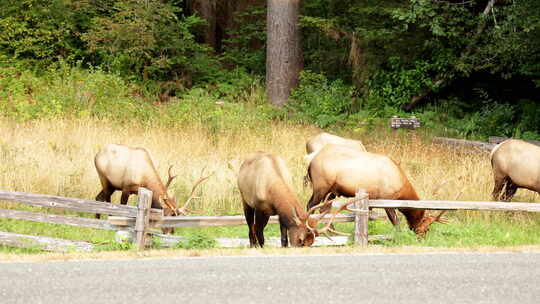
[403,0,498,111]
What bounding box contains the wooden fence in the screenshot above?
[0,188,368,251]
[0,188,539,251]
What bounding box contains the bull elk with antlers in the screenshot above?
[238,151,350,247]
[94,144,210,233]
[307,144,446,236]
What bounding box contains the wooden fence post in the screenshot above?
[354,189,369,247]
[134,187,152,251]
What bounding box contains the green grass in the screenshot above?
[2,211,540,254]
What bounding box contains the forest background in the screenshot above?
[1,0,539,139]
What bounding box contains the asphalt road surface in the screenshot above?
[1,252,539,304]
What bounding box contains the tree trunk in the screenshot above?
[188,0,217,49]
[266,0,303,107]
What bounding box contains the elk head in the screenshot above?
[159,165,179,216]
[289,195,354,247]
[413,210,448,236]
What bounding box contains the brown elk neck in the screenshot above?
[393,181,427,231]
[142,180,170,209]
[269,186,307,228]
[399,209,427,231]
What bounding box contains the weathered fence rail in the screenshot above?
[0,190,162,219]
[370,200,540,212]
[1,188,539,251]
[0,188,161,251]
[108,214,357,228]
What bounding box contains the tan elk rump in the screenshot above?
[490,139,540,201]
[238,151,350,247]
[304,132,366,165]
[307,144,446,236]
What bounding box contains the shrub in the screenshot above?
[288,71,358,128]
[81,0,214,83]
[175,233,217,249]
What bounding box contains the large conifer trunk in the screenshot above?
[266,0,303,107]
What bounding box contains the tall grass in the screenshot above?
[1,117,538,215]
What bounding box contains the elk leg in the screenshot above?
[279,221,289,247]
[307,190,329,210]
[95,188,114,219]
[254,210,270,247]
[385,208,401,231]
[243,202,257,247]
[502,180,518,202]
[120,191,130,205]
[492,174,507,201]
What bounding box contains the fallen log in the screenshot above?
[433,137,496,152]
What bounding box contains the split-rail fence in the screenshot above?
[0,188,539,252]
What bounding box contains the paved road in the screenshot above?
[1,252,539,304]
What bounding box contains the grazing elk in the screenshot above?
[238,151,350,247]
[491,139,540,201]
[94,144,209,233]
[307,144,446,236]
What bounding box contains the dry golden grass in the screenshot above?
[0,117,538,218]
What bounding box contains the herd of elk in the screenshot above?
[91,133,539,246]
[490,139,540,201]
[94,144,210,233]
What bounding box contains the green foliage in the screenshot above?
[289,71,358,128]
[452,102,516,139]
[0,62,155,122]
[515,99,540,140]
[366,57,444,109]
[199,68,264,102]
[81,0,214,83]
[0,64,279,145]
[221,5,266,74]
[0,0,93,67]
[175,232,217,249]
[476,0,540,79]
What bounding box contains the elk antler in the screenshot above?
[307,193,334,218]
[306,195,358,238]
[176,167,213,215]
[313,198,357,236]
[305,194,334,238]
[165,165,177,189]
[432,210,448,224]
[159,195,179,215]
